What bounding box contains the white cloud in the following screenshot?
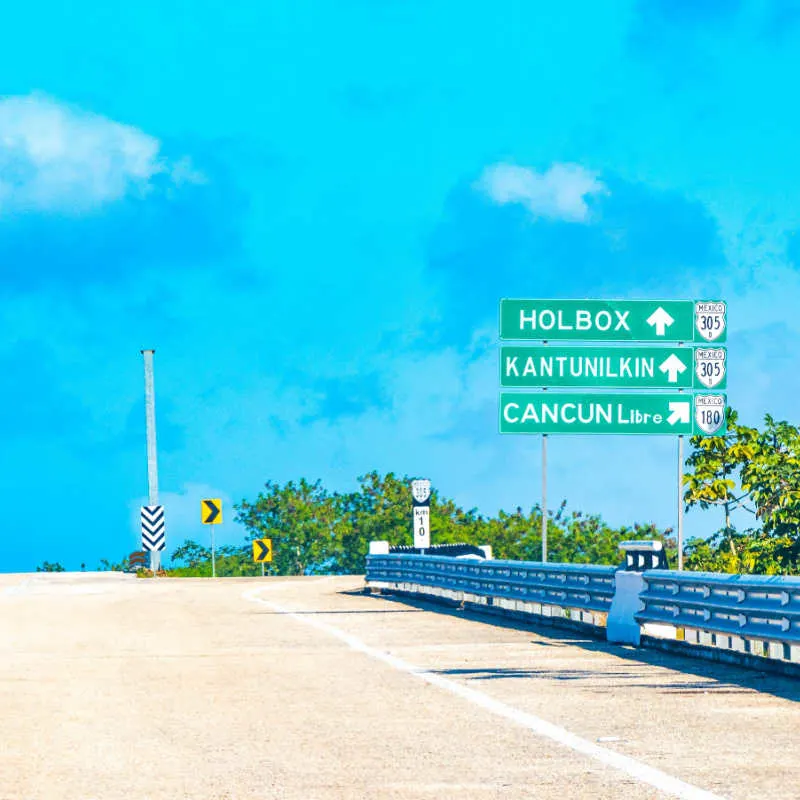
[0,93,201,214]
[476,162,606,222]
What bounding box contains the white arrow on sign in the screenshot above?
[659,353,687,383]
[667,401,690,426]
[646,306,675,336]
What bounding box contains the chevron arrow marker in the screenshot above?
[203,499,221,524]
[253,538,272,563]
[140,505,166,551]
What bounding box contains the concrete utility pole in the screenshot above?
[141,349,160,574]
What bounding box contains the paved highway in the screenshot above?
[1,572,798,799]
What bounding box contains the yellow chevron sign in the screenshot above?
[253,538,273,563]
[201,499,222,524]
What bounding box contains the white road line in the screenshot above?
[243,586,727,800]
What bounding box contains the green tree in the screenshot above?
[683,410,800,574]
[171,540,211,569]
[332,471,493,572]
[36,561,66,572]
[741,415,800,539]
[235,478,339,575]
[482,501,672,566]
[331,472,411,573]
[683,408,758,538]
[98,557,131,571]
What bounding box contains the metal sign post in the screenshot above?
[201,499,223,578]
[678,435,685,571]
[542,434,548,563]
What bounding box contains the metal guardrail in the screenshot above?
[366,554,616,624]
[365,553,800,673]
[637,570,800,649]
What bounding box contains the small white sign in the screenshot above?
[414,506,430,549]
[695,394,726,435]
[411,479,431,504]
[694,348,726,389]
[694,302,726,342]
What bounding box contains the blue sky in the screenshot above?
[2,0,800,570]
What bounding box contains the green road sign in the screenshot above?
[500,299,726,343]
[500,346,727,390]
[499,392,726,435]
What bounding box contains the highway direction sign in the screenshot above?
[252,538,273,563]
[500,346,726,390]
[140,505,165,551]
[201,499,222,525]
[499,392,726,435]
[500,299,726,343]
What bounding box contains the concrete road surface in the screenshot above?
[1,572,798,800]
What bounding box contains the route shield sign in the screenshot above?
[695,303,726,342]
[694,348,726,389]
[500,299,727,343]
[694,394,726,434]
[499,392,727,436]
[500,346,727,390]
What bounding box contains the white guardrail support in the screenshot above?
[365,543,800,674]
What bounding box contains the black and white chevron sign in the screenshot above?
[140,505,166,551]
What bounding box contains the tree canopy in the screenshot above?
[683,409,800,574]
[160,471,674,577]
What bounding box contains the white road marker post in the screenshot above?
[411,479,431,553]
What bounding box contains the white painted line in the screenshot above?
[243,586,727,800]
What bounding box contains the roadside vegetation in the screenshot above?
[41,408,800,577]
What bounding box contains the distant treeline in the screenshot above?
[151,471,671,577]
[48,408,800,577]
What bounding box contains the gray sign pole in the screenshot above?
[677,434,684,571]
[541,343,548,564]
[141,349,160,575]
[541,434,548,563]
